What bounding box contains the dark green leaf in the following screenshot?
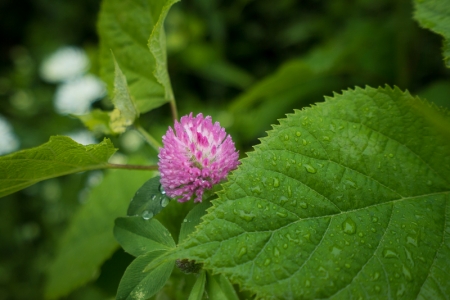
[175,86,450,299]
[45,169,152,299]
[178,200,212,243]
[114,216,175,257]
[0,136,116,198]
[116,250,174,300]
[206,273,238,300]
[414,0,450,67]
[127,176,171,219]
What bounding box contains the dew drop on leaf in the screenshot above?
[141,210,153,220]
[238,247,247,257]
[273,178,280,187]
[402,265,413,281]
[383,248,398,258]
[342,217,356,235]
[305,164,317,173]
[160,197,170,207]
[406,236,418,247]
[296,131,302,137]
[299,202,308,209]
[276,211,288,218]
[264,259,271,266]
[274,247,280,257]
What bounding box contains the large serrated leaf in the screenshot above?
[414,0,450,68]
[175,86,450,299]
[45,169,152,299]
[98,0,178,113]
[0,136,116,198]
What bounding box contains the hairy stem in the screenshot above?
[106,163,158,171]
[135,125,162,152]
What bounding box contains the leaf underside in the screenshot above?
[0,136,116,198]
[176,86,450,299]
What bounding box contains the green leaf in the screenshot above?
[114,217,175,257]
[0,136,116,198]
[98,0,178,113]
[188,270,206,300]
[414,0,450,67]
[109,54,139,133]
[126,176,170,218]
[176,86,450,299]
[178,200,212,243]
[45,169,152,299]
[148,0,179,103]
[116,250,174,300]
[205,273,239,300]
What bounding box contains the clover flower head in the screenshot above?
[158,113,240,202]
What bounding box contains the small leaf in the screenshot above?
[77,109,114,135]
[127,176,171,219]
[188,270,206,300]
[114,216,175,257]
[0,136,116,198]
[116,250,174,300]
[109,54,139,134]
[45,168,152,299]
[175,86,450,299]
[205,273,238,300]
[179,200,212,243]
[414,0,450,67]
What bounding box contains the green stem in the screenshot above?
[135,125,162,152]
[106,163,158,171]
[170,99,178,121]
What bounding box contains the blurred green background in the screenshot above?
[0,0,449,299]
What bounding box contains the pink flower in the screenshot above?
[158,113,240,202]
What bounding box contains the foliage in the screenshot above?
[1,0,450,299]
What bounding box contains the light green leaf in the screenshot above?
[116,250,174,300]
[0,136,116,198]
[98,0,178,113]
[206,273,239,300]
[188,270,206,300]
[176,86,450,299]
[148,0,179,103]
[414,0,450,67]
[77,109,114,135]
[110,54,139,133]
[45,169,152,299]
[114,217,175,257]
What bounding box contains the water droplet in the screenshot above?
[402,265,412,281]
[160,198,170,207]
[383,248,398,258]
[183,218,188,223]
[358,232,364,237]
[141,210,153,220]
[371,228,376,232]
[151,195,156,200]
[397,284,406,296]
[374,285,381,292]
[237,210,255,222]
[287,185,292,197]
[305,164,317,174]
[323,136,330,141]
[159,185,166,195]
[407,236,418,247]
[251,186,261,194]
[283,243,288,249]
[372,217,378,222]
[342,218,356,235]
[305,280,311,287]
[276,211,288,218]
[388,153,394,158]
[345,179,357,189]
[331,246,342,256]
[372,272,380,280]
[264,259,271,266]
[302,139,307,145]
[284,134,289,141]
[345,263,351,269]
[273,178,280,188]
[279,196,288,205]
[296,131,302,137]
[299,202,308,209]
[238,247,247,257]
[274,247,280,257]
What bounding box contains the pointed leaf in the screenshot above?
[176,86,450,299]
[45,169,152,299]
[116,250,174,300]
[109,54,139,133]
[179,200,212,243]
[98,0,178,113]
[77,109,114,135]
[188,270,206,300]
[114,216,175,257]
[0,136,116,198]
[414,0,450,67]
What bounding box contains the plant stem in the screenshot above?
[135,125,162,152]
[106,163,158,171]
[170,99,178,121]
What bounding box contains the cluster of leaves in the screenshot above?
[0,0,450,299]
